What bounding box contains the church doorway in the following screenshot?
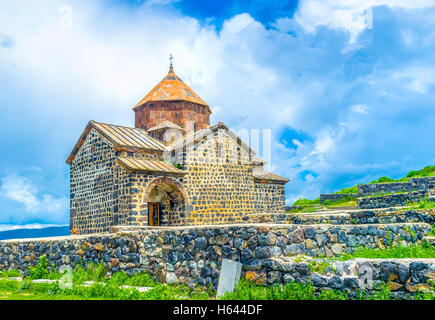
[148,202,160,226]
[145,178,187,226]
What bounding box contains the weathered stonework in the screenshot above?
[357,191,428,209]
[320,193,358,203]
[0,223,432,294]
[245,209,435,225]
[358,177,435,195]
[69,123,287,234]
[135,101,210,132]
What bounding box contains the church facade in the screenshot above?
[67,63,289,235]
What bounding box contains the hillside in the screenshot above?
[292,165,435,206]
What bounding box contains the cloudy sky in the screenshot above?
[0,0,434,227]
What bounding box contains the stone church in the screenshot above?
[67,62,289,234]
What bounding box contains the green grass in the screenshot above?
[1,256,434,300]
[338,243,435,260]
[0,259,215,300]
[292,197,321,206]
[287,206,319,213]
[333,185,359,194]
[407,165,435,178]
[0,269,21,278]
[323,195,357,207]
[289,196,356,213]
[404,198,435,210]
[221,278,395,300]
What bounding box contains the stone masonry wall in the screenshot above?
[172,128,286,224]
[70,128,117,234]
[245,209,435,225]
[135,101,210,131]
[250,256,435,298]
[0,223,431,291]
[320,193,358,204]
[254,181,287,213]
[70,126,286,234]
[357,191,428,209]
[358,177,435,196]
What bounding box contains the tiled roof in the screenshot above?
[253,170,289,183]
[66,121,166,164]
[133,66,210,110]
[116,157,185,174]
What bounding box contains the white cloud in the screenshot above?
[0,175,68,221]
[0,0,434,207]
[351,104,370,114]
[295,0,435,43]
[0,223,68,232]
[393,67,435,94]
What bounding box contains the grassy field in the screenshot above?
[338,243,435,260]
[289,196,357,213]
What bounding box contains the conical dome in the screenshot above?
[134,65,209,109]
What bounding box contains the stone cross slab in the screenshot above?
[216,259,242,298]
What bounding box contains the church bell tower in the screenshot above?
[133,56,211,133]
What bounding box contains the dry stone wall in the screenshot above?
[0,223,431,291]
[358,177,435,195]
[252,256,435,298]
[320,193,358,203]
[357,191,428,209]
[245,209,435,225]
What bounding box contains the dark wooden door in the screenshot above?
[148,202,160,226]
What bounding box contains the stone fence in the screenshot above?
[320,193,358,204]
[358,177,435,196]
[0,223,431,290]
[357,191,428,209]
[319,177,435,205]
[245,209,435,225]
[254,256,435,298]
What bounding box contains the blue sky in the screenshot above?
[0,0,434,227]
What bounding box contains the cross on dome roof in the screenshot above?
[133,57,210,112]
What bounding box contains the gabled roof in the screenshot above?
[167,122,260,160]
[147,120,185,132]
[133,65,210,112]
[66,121,166,164]
[116,157,185,174]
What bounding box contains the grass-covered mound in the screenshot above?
[292,165,434,206]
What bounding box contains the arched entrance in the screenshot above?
[143,177,187,226]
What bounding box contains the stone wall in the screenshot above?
[320,193,358,204]
[358,177,435,196]
[134,100,210,131]
[0,223,431,290]
[357,191,428,209]
[70,128,118,234]
[245,209,435,225]
[249,256,435,298]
